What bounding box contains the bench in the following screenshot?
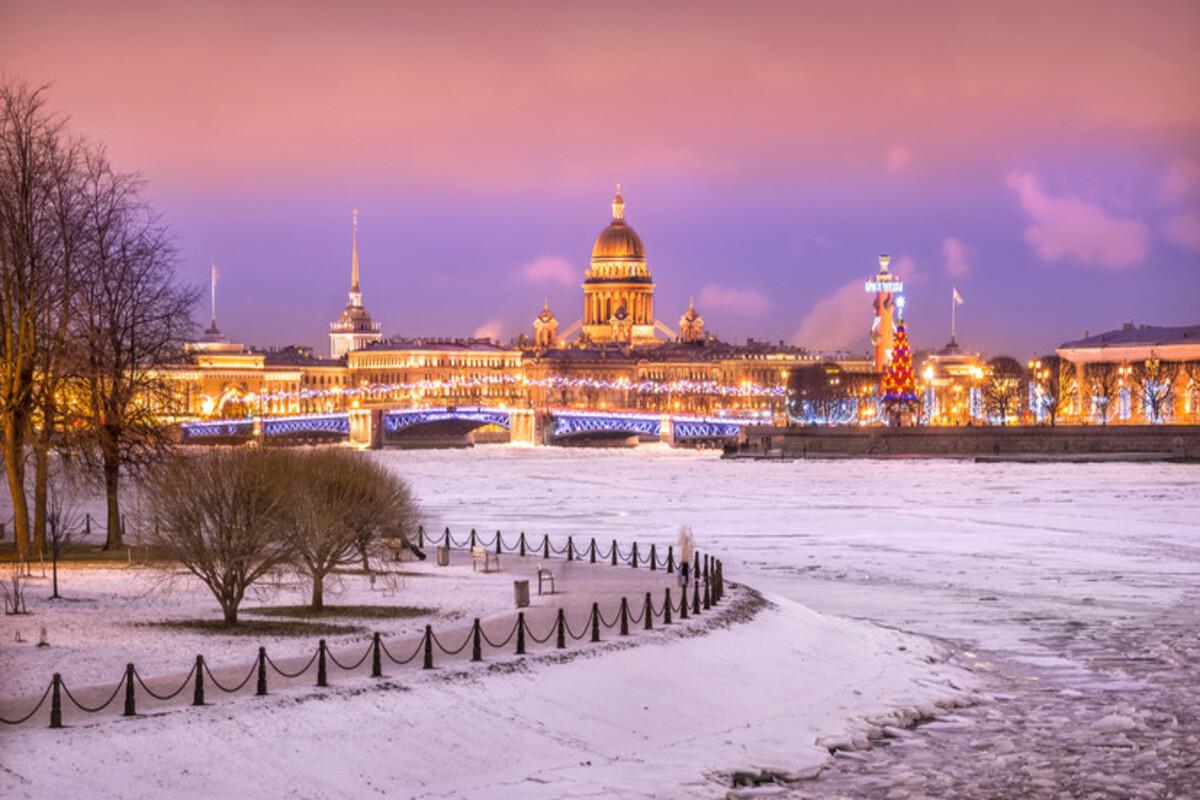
[384,538,406,561]
[472,546,499,573]
[535,564,555,595]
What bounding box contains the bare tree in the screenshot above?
[281,449,370,610]
[1183,360,1200,424]
[787,362,857,424]
[145,449,294,625]
[1034,355,1077,426]
[1084,362,1121,424]
[0,81,75,558]
[1132,357,1179,424]
[343,456,419,571]
[45,467,81,600]
[983,356,1025,424]
[72,150,197,549]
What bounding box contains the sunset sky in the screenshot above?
[4,0,1198,357]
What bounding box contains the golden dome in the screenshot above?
[591,186,645,263]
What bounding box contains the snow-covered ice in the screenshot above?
[2,446,1197,797]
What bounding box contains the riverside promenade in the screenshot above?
[0,540,725,730]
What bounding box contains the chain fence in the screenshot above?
[1,531,725,729]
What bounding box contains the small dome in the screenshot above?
[591,185,645,262]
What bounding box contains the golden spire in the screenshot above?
[611,183,625,222]
[351,209,361,295]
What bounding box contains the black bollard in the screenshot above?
[423,625,434,669]
[611,539,618,566]
[644,592,653,631]
[704,576,711,610]
[631,541,638,568]
[664,588,673,625]
[516,612,526,655]
[50,674,62,728]
[680,584,689,619]
[85,514,91,539]
[542,534,550,559]
[471,619,482,662]
[123,663,136,717]
[470,529,477,549]
[667,545,675,574]
[692,579,701,615]
[619,597,630,636]
[496,530,502,555]
[372,632,382,678]
[317,640,328,687]
[443,526,450,547]
[256,647,268,696]
[650,543,657,571]
[704,553,710,582]
[556,608,566,649]
[694,552,701,581]
[418,525,424,549]
[590,538,597,563]
[591,602,601,643]
[192,655,205,706]
[519,531,527,557]
[567,536,574,562]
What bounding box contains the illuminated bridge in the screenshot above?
[178,406,759,447]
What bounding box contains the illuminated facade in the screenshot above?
[865,254,902,372]
[329,210,382,358]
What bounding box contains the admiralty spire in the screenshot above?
[329,209,382,358]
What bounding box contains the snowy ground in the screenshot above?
[3,446,1198,797]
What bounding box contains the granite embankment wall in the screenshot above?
[731,425,1200,461]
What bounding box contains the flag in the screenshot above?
[952,287,963,304]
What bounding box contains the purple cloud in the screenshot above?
[942,238,971,277]
[517,256,576,285]
[698,284,770,315]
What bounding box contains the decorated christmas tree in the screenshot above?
[881,320,918,424]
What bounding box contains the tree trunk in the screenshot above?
[359,545,370,572]
[311,575,324,610]
[51,550,59,599]
[32,442,48,555]
[103,454,122,550]
[222,602,238,624]
[3,418,30,559]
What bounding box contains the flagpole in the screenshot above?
[951,286,957,341]
[210,260,217,329]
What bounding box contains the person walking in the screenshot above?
[677,524,695,587]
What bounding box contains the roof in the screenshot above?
[361,337,518,353]
[1058,324,1200,351]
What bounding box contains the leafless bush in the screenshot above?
[144,449,295,624]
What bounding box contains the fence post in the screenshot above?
[664,588,673,625]
[667,545,675,574]
[704,553,710,582]
[372,632,382,678]
[704,576,712,610]
[692,578,701,615]
[470,529,477,549]
[516,612,526,655]
[256,647,268,696]
[619,597,630,636]
[591,602,601,643]
[443,526,450,547]
[317,640,328,687]
[85,514,91,539]
[123,664,136,716]
[556,608,566,649]
[644,592,653,630]
[192,655,205,706]
[495,531,502,555]
[590,538,596,563]
[418,525,424,549]
[519,531,527,557]
[423,625,434,669]
[631,542,638,568]
[50,674,62,728]
[680,585,689,619]
[471,619,482,662]
[611,539,618,566]
[543,534,550,559]
[649,544,657,571]
[567,536,574,562]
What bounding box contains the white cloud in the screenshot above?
[1005,170,1148,269]
[942,238,971,277]
[473,318,504,341]
[697,284,770,315]
[516,256,575,285]
[791,279,869,353]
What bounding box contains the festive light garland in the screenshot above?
[882,322,918,405]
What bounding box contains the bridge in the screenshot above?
[179,406,760,448]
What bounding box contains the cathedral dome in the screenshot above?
[591,187,645,263]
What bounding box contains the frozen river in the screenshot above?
[389,446,1200,797]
